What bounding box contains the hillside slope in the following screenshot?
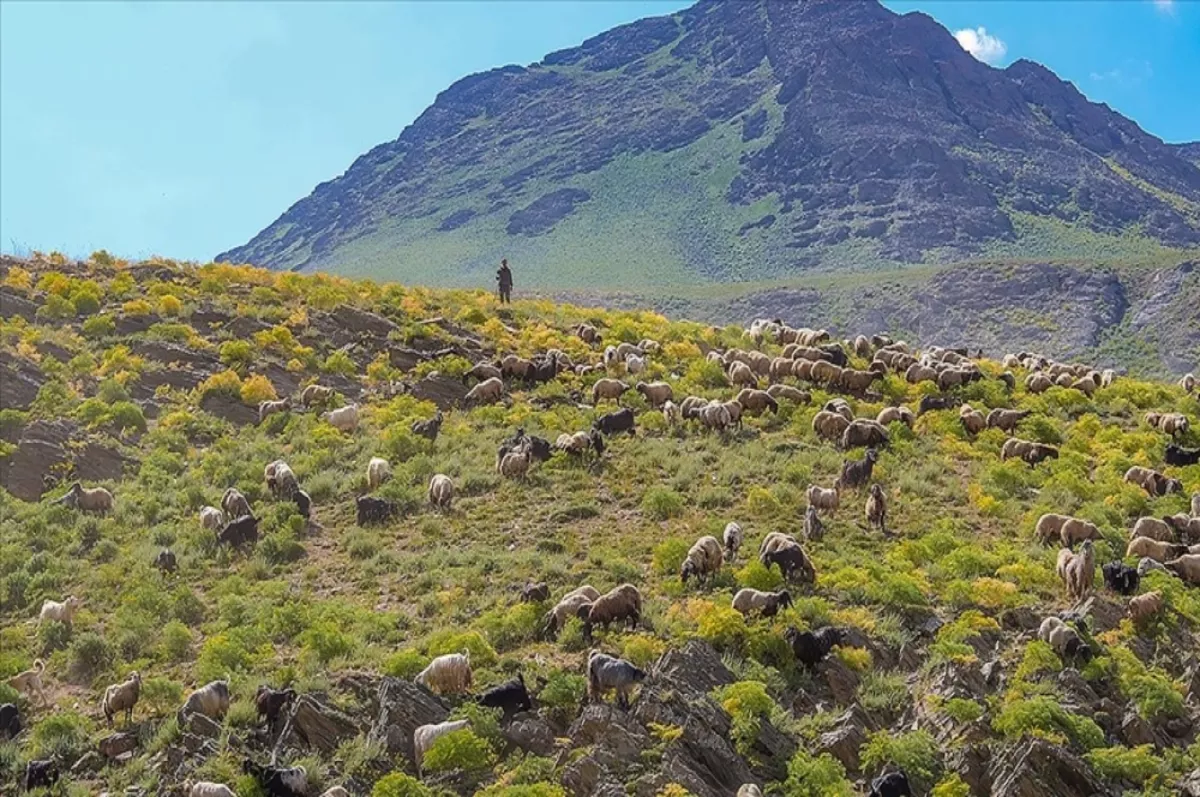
[2,253,1200,796]
[217,0,1200,291]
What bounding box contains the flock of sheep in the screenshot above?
[6,309,1199,796]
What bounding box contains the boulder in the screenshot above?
[275,694,362,755]
[132,340,219,370]
[0,419,75,500]
[1180,768,1200,797]
[0,287,39,321]
[0,350,45,411]
[331,304,398,338]
[199,391,258,426]
[820,657,861,705]
[98,731,139,759]
[114,313,161,336]
[946,743,993,796]
[368,676,449,764]
[817,704,875,772]
[989,739,1109,797]
[504,711,557,756]
[182,711,223,739]
[408,373,471,410]
[74,442,131,483]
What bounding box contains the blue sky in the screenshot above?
[1,0,1195,262]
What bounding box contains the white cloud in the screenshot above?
[954,26,1007,65]
[1089,60,1153,87]
[1152,0,1175,13]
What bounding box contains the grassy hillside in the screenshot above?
[2,252,1200,796]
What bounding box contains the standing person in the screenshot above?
[496,258,513,304]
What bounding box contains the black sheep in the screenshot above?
[242,759,307,797]
[784,626,844,668]
[818,344,848,367]
[762,545,816,584]
[356,496,397,526]
[918,394,961,414]
[292,489,312,518]
[411,411,443,442]
[0,703,20,740]
[1101,561,1140,596]
[154,548,177,575]
[24,759,59,790]
[1166,443,1200,467]
[589,429,606,457]
[476,673,533,717]
[521,582,550,602]
[868,770,913,797]
[255,686,297,734]
[836,449,878,490]
[594,408,635,436]
[526,435,553,462]
[217,515,259,548]
[1022,444,1059,466]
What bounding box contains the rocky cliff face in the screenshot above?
[217,0,1200,286]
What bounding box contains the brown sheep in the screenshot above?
[1056,540,1095,602]
[1034,513,1070,544]
[1000,438,1059,465]
[635,381,673,407]
[986,408,1030,433]
[1164,513,1200,542]
[769,357,796,383]
[577,584,643,641]
[865,484,887,535]
[839,368,880,394]
[905,364,938,384]
[735,389,779,415]
[299,384,335,407]
[823,399,854,421]
[806,484,839,514]
[959,404,987,435]
[1123,466,1182,497]
[728,361,757,388]
[810,361,843,387]
[1165,554,1200,584]
[1130,516,1176,542]
[1126,535,1188,563]
[1059,517,1101,546]
[758,533,816,583]
[681,536,724,585]
[852,335,871,356]
[501,355,535,380]
[591,378,630,405]
[840,419,888,450]
[792,359,814,381]
[1128,591,1164,623]
[1025,373,1053,393]
[767,384,810,404]
[811,410,850,442]
[876,406,914,428]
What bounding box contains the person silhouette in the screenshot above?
[496,258,513,304]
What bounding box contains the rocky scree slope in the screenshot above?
[218,0,1200,288]
[1,254,1200,796]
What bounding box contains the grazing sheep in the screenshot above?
[1101,561,1140,595]
[732,588,793,618]
[812,410,851,442]
[200,505,225,531]
[737,785,763,797]
[958,404,987,435]
[258,397,292,423]
[324,403,359,433]
[1131,516,1180,542]
[1126,535,1188,563]
[521,582,550,603]
[1139,557,1169,576]
[803,504,824,542]
[265,459,299,500]
[1000,438,1059,465]
[661,400,681,425]
[1056,541,1096,602]
[603,345,619,368]
[465,377,504,405]
[1181,373,1196,392]
[865,484,888,536]
[806,484,839,514]
[784,626,844,668]
[218,515,259,548]
[367,457,391,490]
[412,411,444,442]
[1025,372,1053,393]
[635,381,673,407]
[1166,554,1200,584]
[464,362,503,384]
[497,447,532,480]
[681,536,724,585]
[501,355,535,381]
[39,595,83,625]
[573,323,600,344]
[868,771,913,797]
[416,651,473,695]
[1124,465,1182,497]
[6,659,48,707]
[427,474,454,510]
[56,481,114,512]
[767,384,810,404]
[180,680,231,723]
[984,408,1028,434]
[414,719,470,777]
[615,342,644,361]
[1038,617,1090,661]
[221,488,252,520]
[839,368,881,394]
[556,430,604,460]
[243,759,308,797]
[0,703,20,740]
[577,584,643,641]
[759,534,816,583]
[836,449,879,490]
[542,586,601,638]
[476,674,533,717]
[587,651,647,710]
[840,419,888,450]
[1164,513,1200,541]
[189,783,236,797]
[24,760,60,791]
[723,522,743,561]
[770,356,796,383]
[735,388,779,415]
[1165,443,1200,467]
[876,406,914,428]
[810,360,843,387]
[728,361,757,388]
[917,394,961,415]
[905,363,938,384]
[792,359,815,381]
[1128,592,1164,623]
[1100,369,1116,388]
[255,686,297,735]
[299,384,335,407]
[356,495,397,526]
[1146,411,1190,437]
[594,408,636,436]
[592,378,630,405]
[679,395,708,421]
[625,354,646,375]
[102,670,141,727]
[1057,517,1100,546]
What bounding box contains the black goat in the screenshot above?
[784,626,844,668]
[918,394,961,414]
[0,703,20,740]
[154,548,177,575]
[24,759,59,790]
[255,686,297,734]
[868,770,913,797]
[411,410,443,442]
[217,515,259,548]
[356,496,397,526]
[836,449,878,490]
[1102,561,1140,596]
[292,489,312,519]
[476,673,533,717]
[594,408,635,436]
[521,582,550,602]
[1166,443,1200,467]
[242,759,308,797]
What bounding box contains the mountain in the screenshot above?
[217,0,1200,292]
[3,254,1200,796]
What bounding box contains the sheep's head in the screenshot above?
[65,596,82,610]
[776,590,794,610]
[865,449,879,463]
[680,560,696,584]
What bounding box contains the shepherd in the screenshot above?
[497,258,513,304]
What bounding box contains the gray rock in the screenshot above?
[989,739,1110,797]
[817,704,875,773]
[199,391,258,426]
[408,373,471,410]
[503,711,557,756]
[1121,710,1155,747]
[331,304,398,338]
[275,694,362,755]
[368,676,449,765]
[1180,768,1200,797]
[98,731,139,759]
[183,711,223,739]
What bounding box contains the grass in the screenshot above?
[0,253,1199,792]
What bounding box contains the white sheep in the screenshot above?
[806,484,839,514]
[662,400,681,425]
[324,403,360,433]
[57,481,114,512]
[731,588,793,618]
[465,376,504,405]
[188,783,237,797]
[681,536,724,585]
[367,457,391,490]
[723,522,743,561]
[415,651,472,695]
[413,719,469,777]
[497,448,531,480]
[625,354,646,374]
[102,670,141,727]
[428,474,454,510]
[39,596,83,626]
[180,680,231,722]
[200,506,225,531]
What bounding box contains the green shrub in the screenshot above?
[642,487,685,521]
[858,671,908,714]
[859,729,939,782]
[384,650,426,680]
[82,314,116,338]
[37,620,72,656]
[538,672,585,710]
[219,340,254,368]
[784,749,855,797]
[942,698,984,724]
[931,774,971,797]
[713,681,776,752]
[31,711,91,759]
[1084,744,1164,783]
[652,538,691,576]
[371,772,434,797]
[421,727,496,774]
[300,622,354,665]
[425,629,497,667]
[67,632,113,683]
[992,696,1104,750]
[140,676,184,715]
